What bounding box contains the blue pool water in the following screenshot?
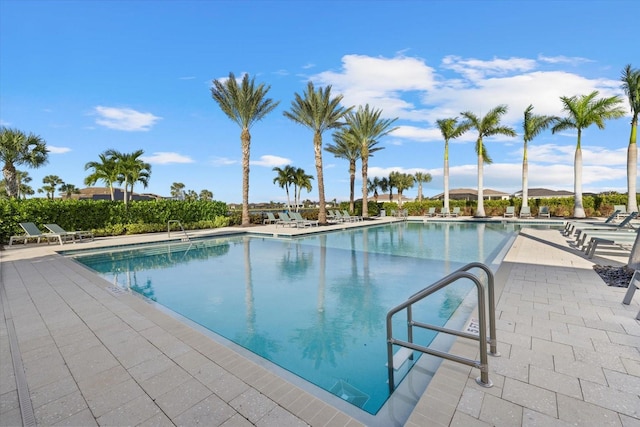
[71,222,519,414]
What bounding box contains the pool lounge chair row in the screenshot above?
[328,210,362,223]
[504,206,550,218]
[425,207,460,217]
[9,222,94,246]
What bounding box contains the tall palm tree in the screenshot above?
[414,171,432,202]
[171,182,186,199]
[0,127,49,198]
[552,91,625,218]
[326,128,365,212]
[367,177,381,203]
[284,82,352,224]
[392,172,415,207]
[621,64,640,213]
[346,104,397,218]
[292,167,313,211]
[377,177,389,202]
[521,105,558,208]
[212,72,279,226]
[436,118,470,212]
[461,105,516,217]
[85,151,119,200]
[41,175,63,199]
[272,165,295,211]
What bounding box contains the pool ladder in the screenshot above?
[385,262,499,392]
[167,220,190,241]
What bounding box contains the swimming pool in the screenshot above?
[70,222,518,417]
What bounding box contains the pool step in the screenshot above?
[391,347,413,371]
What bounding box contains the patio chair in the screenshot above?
[9,222,67,246]
[519,206,532,218]
[581,229,638,258]
[263,212,279,225]
[538,206,551,218]
[613,205,628,219]
[45,224,94,242]
[571,212,638,242]
[425,207,436,217]
[563,210,621,235]
[622,270,640,320]
[342,210,363,222]
[437,208,450,217]
[276,212,299,227]
[291,212,318,227]
[503,206,515,218]
[450,207,460,217]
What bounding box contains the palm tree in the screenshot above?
[292,167,313,211]
[211,72,279,226]
[59,183,80,199]
[346,104,397,218]
[461,105,516,217]
[107,149,151,204]
[521,105,558,208]
[284,82,352,224]
[552,91,625,218]
[41,175,63,199]
[272,165,295,211]
[378,177,389,202]
[1,170,34,199]
[392,172,415,207]
[171,182,186,199]
[414,171,432,202]
[367,177,380,203]
[85,151,119,200]
[436,118,471,212]
[199,189,213,201]
[0,127,49,198]
[184,189,198,201]
[326,128,361,212]
[621,64,640,213]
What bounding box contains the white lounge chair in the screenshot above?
[425,207,436,217]
[503,206,515,218]
[45,223,94,242]
[9,222,69,246]
[450,207,460,217]
[263,212,279,225]
[519,206,532,218]
[538,206,550,218]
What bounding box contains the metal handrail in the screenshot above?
[167,220,189,241]
[386,262,499,392]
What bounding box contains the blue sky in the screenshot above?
[1,0,637,203]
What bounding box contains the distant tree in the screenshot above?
[387,173,397,202]
[0,127,49,198]
[273,165,296,211]
[59,183,80,199]
[184,190,198,201]
[390,171,414,207]
[378,177,389,201]
[346,104,396,217]
[326,128,361,212]
[436,118,471,211]
[171,182,186,199]
[85,151,119,200]
[414,171,432,202]
[461,105,516,217]
[199,189,213,201]
[284,81,352,224]
[292,167,313,211]
[521,105,558,208]
[552,91,625,217]
[1,170,34,199]
[367,177,380,203]
[40,175,63,199]
[621,64,640,213]
[106,149,151,205]
[211,72,279,226]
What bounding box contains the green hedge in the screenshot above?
[0,199,229,244]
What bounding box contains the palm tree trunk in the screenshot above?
[522,141,529,208]
[314,132,327,224]
[361,157,368,218]
[241,128,251,226]
[476,150,486,217]
[349,159,356,213]
[627,124,638,213]
[574,144,586,218]
[123,179,129,205]
[444,141,450,211]
[2,165,18,198]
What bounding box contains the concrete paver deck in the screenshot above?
[1,218,638,426]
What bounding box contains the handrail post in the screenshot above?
[460,262,499,357]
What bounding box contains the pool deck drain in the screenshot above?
[1,217,638,426]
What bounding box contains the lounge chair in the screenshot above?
[450,207,460,217]
[45,224,94,242]
[519,206,532,218]
[276,212,299,228]
[614,205,628,219]
[291,212,318,227]
[538,206,550,218]
[9,222,69,246]
[571,212,638,242]
[563,210,620,235]
[622,270,640,320]
[581,230,638,258]
[437,208,450,217]
[503,206,515,218]
[425,207,436,217]
[263,212,279,225]
[342,210,363,222]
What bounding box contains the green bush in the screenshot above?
[0,199,229,244]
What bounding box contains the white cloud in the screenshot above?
[179,76,196,80]
[210,156,237,166]
[441,55,537,81]
[93,106,161,131]
[142,152,194,164]
[537,55,593,66]
[250,155,291,167]
[47,145,71,154]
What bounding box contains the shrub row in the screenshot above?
[0,199,229,244]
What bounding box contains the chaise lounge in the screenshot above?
[9,222,71,246]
